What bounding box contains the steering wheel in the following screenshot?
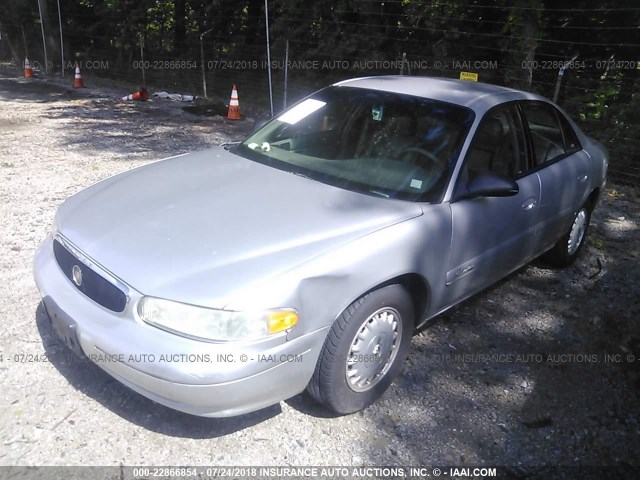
[399,147,444,170]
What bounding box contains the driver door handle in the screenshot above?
[522,198,537,211]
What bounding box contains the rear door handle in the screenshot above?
[578,174,588,183]
[522,198,537,211]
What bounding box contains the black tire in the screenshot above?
[543,203,592,267]
[307,284,414,415]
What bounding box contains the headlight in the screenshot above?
[138,296,298,342]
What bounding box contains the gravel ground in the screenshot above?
[1,73,639,471]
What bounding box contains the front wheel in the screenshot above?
[307,284,414,414]
[543,204,591,267]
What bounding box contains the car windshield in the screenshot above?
[235,86,475,202]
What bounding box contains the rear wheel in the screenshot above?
[544,204,591,267]
[307,284,413,414]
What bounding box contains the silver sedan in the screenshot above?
[34,76,607,417]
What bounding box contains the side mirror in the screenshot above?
[463,173,519,199]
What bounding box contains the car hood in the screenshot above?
[56,147,422,308]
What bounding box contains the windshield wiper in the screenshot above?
[368,189,390,198]
[219,141,241,151]
[289,171,312,180]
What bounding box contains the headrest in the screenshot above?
[479,117,504,142]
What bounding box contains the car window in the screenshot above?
[236,86,475,203]
[521,102,566,165]
[460,104,527,183]
[557,111,582,153]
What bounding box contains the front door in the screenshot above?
[443,103,541,307]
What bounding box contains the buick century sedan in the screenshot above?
[34,76,607,417]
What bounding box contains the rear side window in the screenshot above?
[557,112,581,153]
[521,103,566,165]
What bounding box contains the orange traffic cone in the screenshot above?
[73,64,84,88]
[24,58,33,78]
[227,84,241,120]
[122,88,149,101]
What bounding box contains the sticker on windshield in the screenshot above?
[410,179,423,189]
[278,99,326,124]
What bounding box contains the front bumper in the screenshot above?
[34,235,327,417]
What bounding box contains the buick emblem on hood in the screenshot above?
[72,265,83,287]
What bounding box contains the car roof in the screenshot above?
[333,75,548,116]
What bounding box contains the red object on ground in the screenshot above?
[73,65,84,88]
[122,88,149,101]
[227,84,241,120]
[24,58,33,78]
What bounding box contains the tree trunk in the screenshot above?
[174,0,187,52]
[521,7,538,89]
[245,0,262,45]
[504,0,541,89]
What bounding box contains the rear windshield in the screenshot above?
[236,86,475,202]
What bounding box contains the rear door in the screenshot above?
[520,102,590,248]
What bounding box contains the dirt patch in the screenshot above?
[0,73,638,469]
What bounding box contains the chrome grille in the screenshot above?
[53,239,127,313]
